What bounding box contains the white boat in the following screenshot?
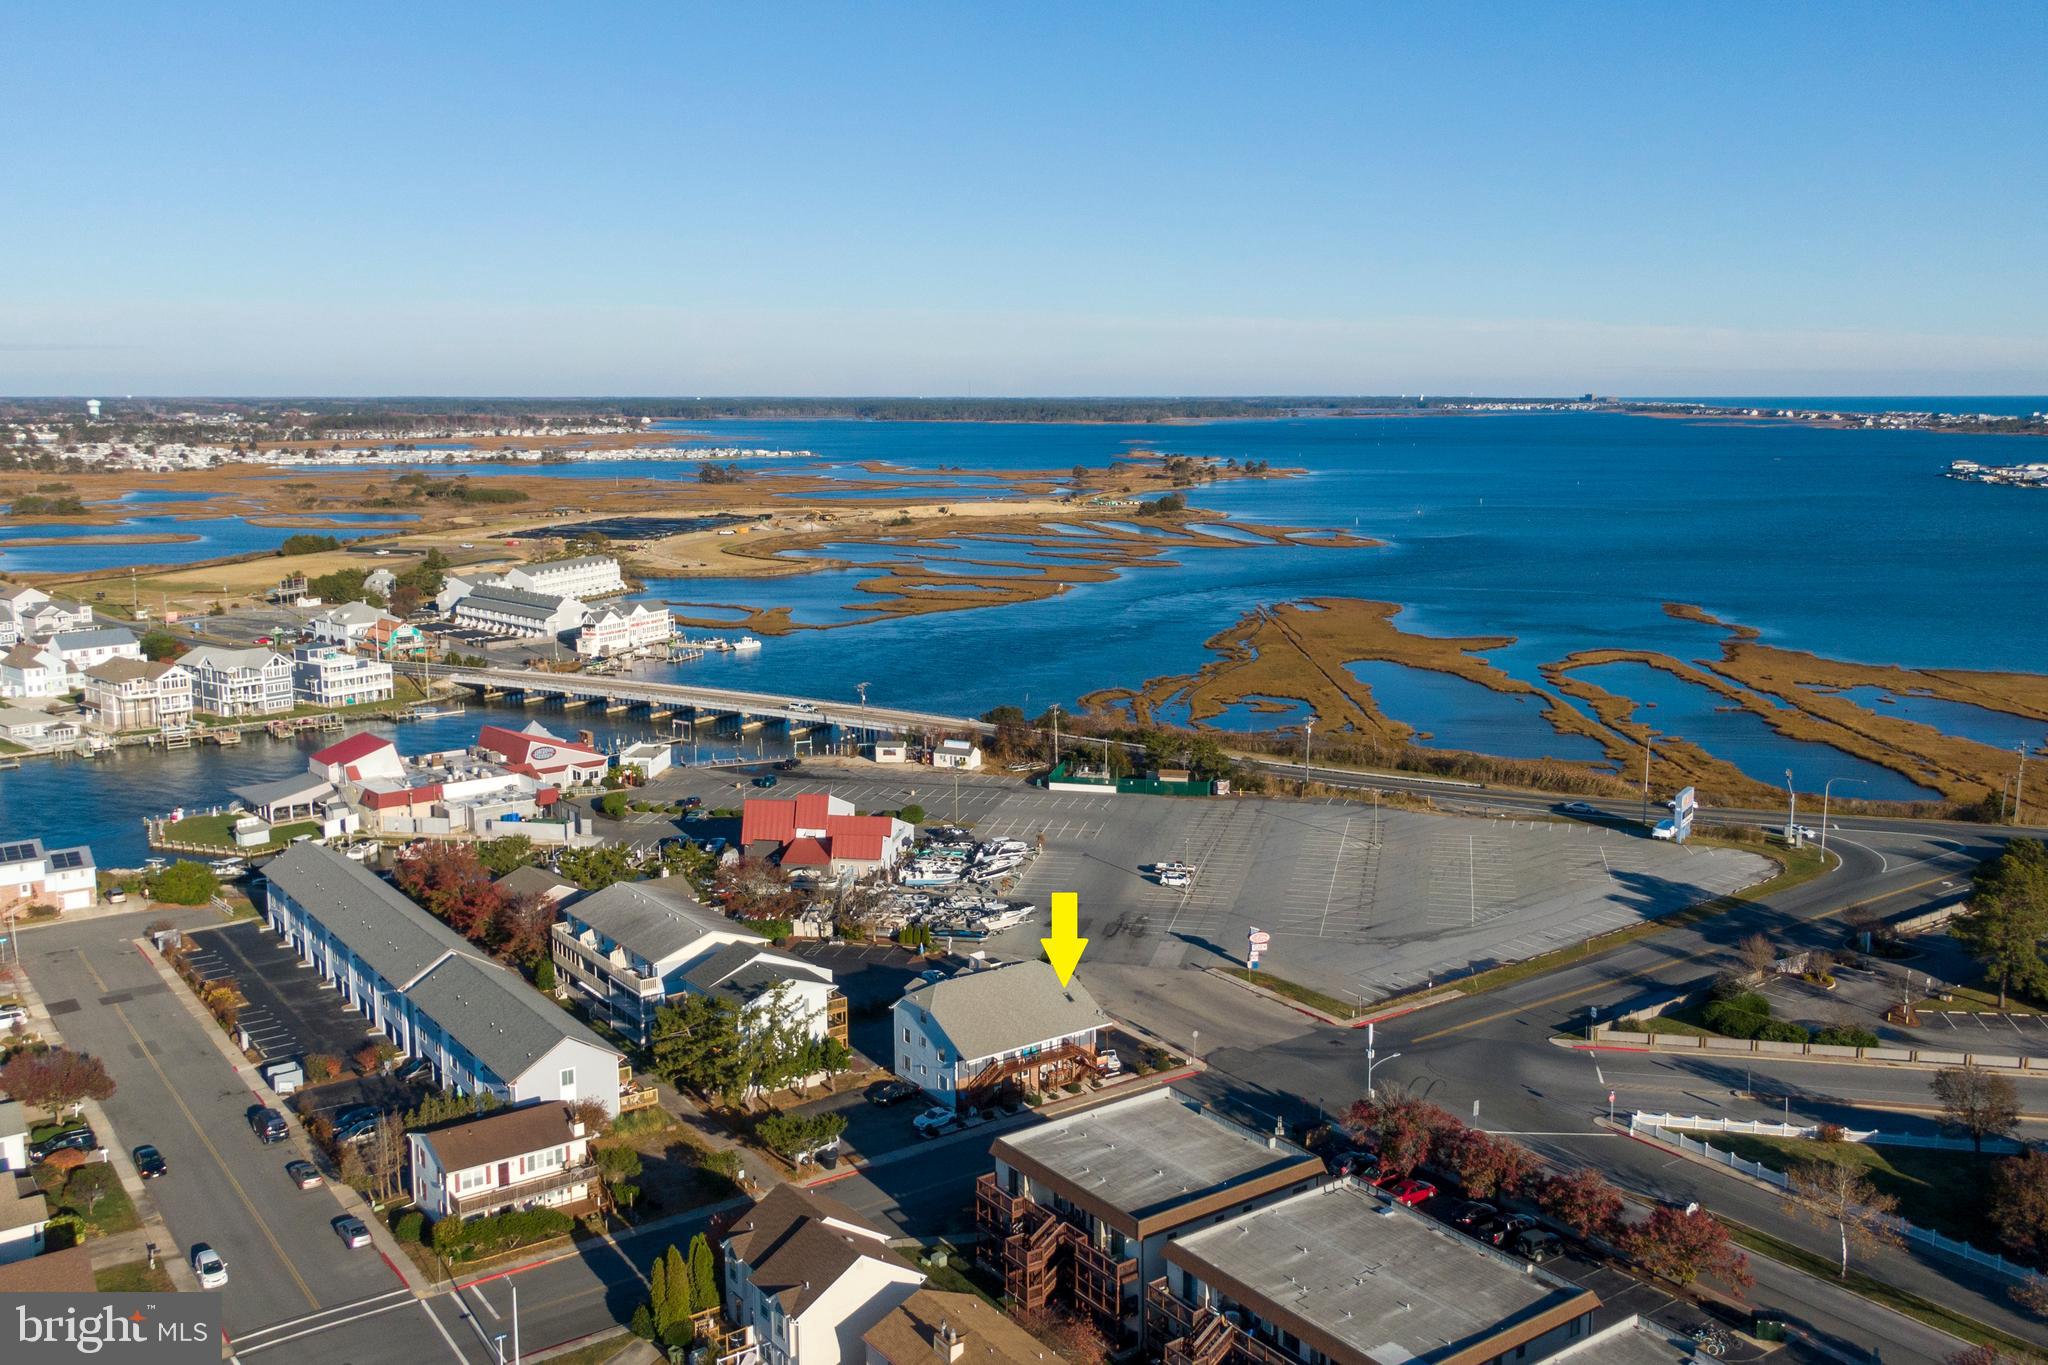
[977,903,1034,931]
[730,635,762,651]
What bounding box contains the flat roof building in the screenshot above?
[978,1089,1323,1343]
[1150,1180,1600,1365]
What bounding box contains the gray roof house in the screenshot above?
[893,960,1110,1108]
[262,843,626,1115]
[550,881,839,1045]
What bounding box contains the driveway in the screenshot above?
[790,941,921,1064]
[18,913,406,1338]
[182,918,377,1068]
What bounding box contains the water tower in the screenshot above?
[86,398,101,419]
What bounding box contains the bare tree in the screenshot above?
[1789,1156,1901,1275]
[1737,932,1777,979]
[1933,1064,2021,1152]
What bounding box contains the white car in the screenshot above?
[912,1107,958,1138]
[1159,870,1192,888]
[1650,820,1677,841]
[0,1005,28,1030]
[1562,801,1598,816]
[192,1244,228,1288]
[788,700,819,713]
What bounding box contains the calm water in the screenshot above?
[1344,661,1610,763]
[0,697,789,868]
[0,513,415,571]
[1831,686,2048,752]
[1574,661,1939,800]
[9,409,2046,823]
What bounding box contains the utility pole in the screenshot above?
[1785,769,1798,843]
[1049,703,1061,766]
[2018,743,2033,826]
[1640,732,1653,826]
[1301,719,1314,795]
[856,680,870,746]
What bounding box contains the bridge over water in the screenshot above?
[435,666,993,740]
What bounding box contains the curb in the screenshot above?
[1557,1034,2048,1078]
[1203,965,1460,1028]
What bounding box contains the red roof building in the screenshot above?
[740,796,911,876]
[476,723,608,784]
[309,731,404,784]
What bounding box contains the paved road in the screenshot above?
[17,913,409,1340]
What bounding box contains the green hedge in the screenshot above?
[431,1207,573,1259]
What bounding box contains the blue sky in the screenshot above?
[5,3,2044,395]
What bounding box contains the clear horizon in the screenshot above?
[6,4,2043,395]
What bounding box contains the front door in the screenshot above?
[498,1161,510,1188]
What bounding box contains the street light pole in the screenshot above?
[1640,733,1654,826]
[1784,769,1798,843]
[512,1279,521,1365]
[2018,743,2033,826]
[856,681,870,754]
[1302,720,1314,794]
[1049,703,1061,766]
[1820,777,1863,853]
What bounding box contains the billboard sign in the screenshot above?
[1668,785,1697,843]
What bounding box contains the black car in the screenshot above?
[865,1078,920,1107]
[777,758,800,771]
[1487,1214,1539,1247]
[680,795,704,809]
[31,1126,98,1162]
[1448,1200,1498,1232]
[1512,1230,1563,1263]
[133,1144,168,1179]
[332,1104,380,1129]
[250,1107,289,1143]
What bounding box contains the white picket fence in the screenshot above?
[1632,1115,2031,1281]
[1631,1111,2018,1154]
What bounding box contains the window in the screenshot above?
[560,1067,576,1091]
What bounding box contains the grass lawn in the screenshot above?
[594,1111,742,1219]
[1911,978,2048,1015]
[33,1161,143,1237]
[896,1242,1002,1307]
[161,813,319,852]
[529,1333,632,1365]
[95,1260,174,1293]
[1220,968,1362,1019]
[1709,1133,1997,1247]
[1726,1219,2041,1359]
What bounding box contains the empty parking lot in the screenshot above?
[650,763,1771,1006]
[181,919,376,1069]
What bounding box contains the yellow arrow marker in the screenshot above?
[1042,892,1088,987]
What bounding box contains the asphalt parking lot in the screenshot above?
[182,919,376,1070]
[653,763,1772,1007]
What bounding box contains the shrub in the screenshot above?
[40,1148,88,1174]
[755,1111,846,1162]
[533,958,557,992]
[431,1207,572,1259]
[899,804,926,825]
[149,861,219,906]
[1701,999,1768,1039]
[304,1053,343,1083]
[1813,1026,1880,1049]
[596,792,629,818]
[1754,1019,1810,1043]
[395,1211,425,1244]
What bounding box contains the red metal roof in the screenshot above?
[781,836,831,867]
[791,792,834,831]
[829,831,888,863]
[477,724,603,773]
[741,798,797,846]
[359,782,440,810]
[312,732,395,767]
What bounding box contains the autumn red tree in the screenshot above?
[1990,1149,2048,1261]
[1623,1205,1754,1291]
[395,843,507,941]
[489,890,555,966]
[0,1047,116,1112]
[1538,1167,1624,1241]
[1439,1128,1538,1199]
[1343,1084,1458,1179]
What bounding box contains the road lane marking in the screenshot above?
[418,1297,474,1363]
[234,1292,419,1354]
[71,946,321,1312]
[1411,870,1957,1043]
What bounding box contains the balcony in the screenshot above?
[1146,1280,1299,1365]
[447,1159,597,1218]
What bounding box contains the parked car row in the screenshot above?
[1321,1137,1562,1262]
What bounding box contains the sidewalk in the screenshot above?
[130,933,436,1296]
[2,936,200,1292]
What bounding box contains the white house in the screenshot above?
[614,740,673,780]
[452,583,589,637]
[80,657,193,732]
[0,1101,29,1173]
[309,731,407,785]
[930,739,982,771]
[0,705,81,748]
[0,584,91,644]
[264,842,627,1115]
[575,603,672,658]
[0,837,97,914]
[407,1101,597,1222]
[181,645,295,716]
[364,567,397,599]
[893,961,1108,1109]
[723,1184,925,1365]
[308,600,389,647]
[550,881,844,1046]
[501,554,625,600]
[434,573,485,616]
[292,644,395,707]
[0,643,66,699]
[47,626,142,681]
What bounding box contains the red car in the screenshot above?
[254,635,272,645]
[1387,1179,1436,1207]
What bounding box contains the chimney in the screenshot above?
[938,1321,965,1364]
